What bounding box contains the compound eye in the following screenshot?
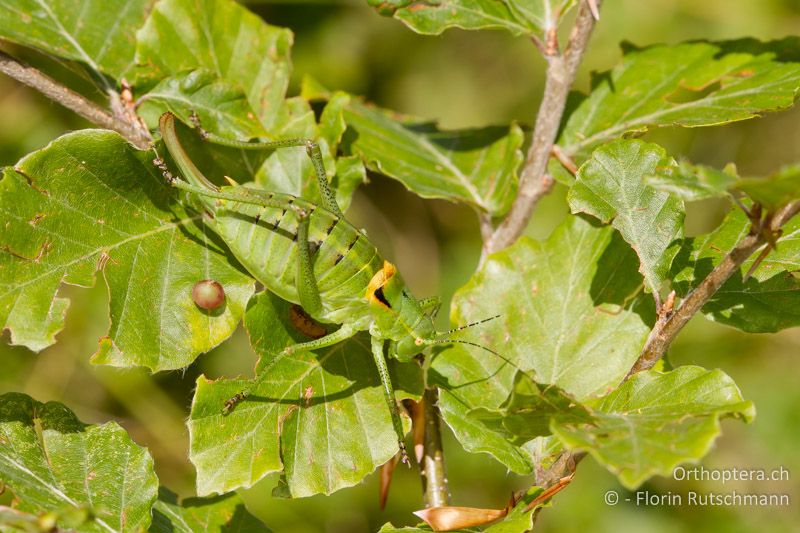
[415,338,424,346]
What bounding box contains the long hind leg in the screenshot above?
[370,335,410,465]
[184,111,343,217]
[222,323,360,415]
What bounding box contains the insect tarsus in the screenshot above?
[222,391,249,415]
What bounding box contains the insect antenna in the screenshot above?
[440,314,501,336]
[424,314,506,364]
[428,337,500,357]
[428,332,540,385]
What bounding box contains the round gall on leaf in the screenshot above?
[192,280,225,310]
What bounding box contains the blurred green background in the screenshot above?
[1,1,799,531]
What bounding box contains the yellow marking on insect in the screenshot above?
[366,260,397,307]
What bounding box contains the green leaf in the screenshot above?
[318,92,351,152]
[568,140,684,296]
[0,505,95,532]
[0,392,158,532]
[137,69,265,139]
[150,488,269,533]
[646,161,739,202]
[0,130,254,369]
[331,156,367,214]
[649,161,800,210]
[431,215,652,472]
[469,373,593,444]
[299,74,332,101]
[377,524,434,533]
[672,207,800,332]
[551,366,755,489]
[559,40,800,164]
[188,292,423,497]
[369,0,576,38]
[735,164,800,209]
[321,94,369,213]
[436,389,534,475]
[136,0,292,131]
[0,0,152,79]
[343,101,522,215]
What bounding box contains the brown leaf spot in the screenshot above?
[530,282,539,296]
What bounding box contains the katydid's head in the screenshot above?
[366,261,436,361]
[366,260,499,361]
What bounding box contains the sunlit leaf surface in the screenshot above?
[0,393,158,532]
[188,293,422,497]
[551,366,754,489]
[431,215,652,472]
[0,130,254,368]
[569,140,684,296]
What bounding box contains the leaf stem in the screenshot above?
[482,0,600,259]
[0,51,151,149]
[628,199,800,376]
[420,387,450,508]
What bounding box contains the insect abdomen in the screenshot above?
[210,189,382,322]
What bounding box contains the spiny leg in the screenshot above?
[161,172,301,213]
[370,335,410,465]
[222,323,359,414]
[295,212,323,318]
[186,111,343,218]
[282,322,359,355]
[157,113,305,213]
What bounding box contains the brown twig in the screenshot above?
[482,0,600,259]
[478,211,495,243]
[474,0,602,510]
[628,199,800,376]
[0,51,151,149]
[551,144,578,174]
[420,387,450,508]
